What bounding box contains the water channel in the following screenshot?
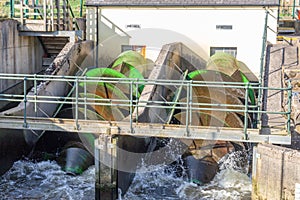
[0,150,251,200]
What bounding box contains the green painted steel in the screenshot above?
[112,62,145,92]
[84,68,127,79]
[111,50,148,69]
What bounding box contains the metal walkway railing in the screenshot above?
[11,0,80,31]
[0,73,293,144]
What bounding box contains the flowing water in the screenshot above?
[0,151,251,200]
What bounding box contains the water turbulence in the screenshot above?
[0,160,95,199]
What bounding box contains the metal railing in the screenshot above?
[11,0,81,31]
[279,5,300,19]
[0,73,293,139]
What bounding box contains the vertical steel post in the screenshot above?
[10,0,14,18]
[80,0,83,17]
[34,0,38,19]
[25,0,28,18]
[43,0,47,31]
[84,76,87,120]
[75,77,79,130]
[130,80,133,133]
[95,138,101,200]
[293,0,296,19]
[244,82,249,140]
[95,135,117,200]
[20,0,24,25]
[135,79,139,123]
[189,81,192,136]
[287,81,292,135]
[34,74,37,113]
[257,10,269,128]
[23,77,27,128]
[185,81,191,136]
[96,7,99,67]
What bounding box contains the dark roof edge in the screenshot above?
[85,3,279,7]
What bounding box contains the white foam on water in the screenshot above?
[0,160,95,200]
[0,150,251,200]
[124,151,252,200]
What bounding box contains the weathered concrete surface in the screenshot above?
[0,19,44,110]
[0,128,29,176]
[262,44,286,129]
[86,9,130,67]
[252,144,300,200]
[278,40,300,150]
[1,40,94,117]
[0,40,94,175]
[0,40,94,146]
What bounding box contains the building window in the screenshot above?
[121,45,146,57]
[210,47,237,57]
[216,25,233,30]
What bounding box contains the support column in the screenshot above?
[95,134,118,200]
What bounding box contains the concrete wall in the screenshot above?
[0,19,44,109]
[100,7,278,76]
[252,144,300,200]
[86,8,130,67]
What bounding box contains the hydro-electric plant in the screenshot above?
[0,41,292,199]
[65,44,259,196]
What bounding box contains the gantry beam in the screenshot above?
[0,116,291,145]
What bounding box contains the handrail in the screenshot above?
[10,0,82,31]
[279,5,300,19]
[65,0,79,30]
[0,74,292,138]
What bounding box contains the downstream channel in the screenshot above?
[0,150,251,200]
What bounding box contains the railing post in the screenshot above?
[75,77,79,130]
[135,79,139,123]
[50,0,54,31]
[66,0,70,30]
[34,74,37,113]
[84,76,87,120]
[80,0,83,17]
[244,82,249,140]
[25,0,28,18]
[56,0,60,31]
[287,81,292,135]
[130,80,133,133]
[95,135,117,200]
[20,0,24,25]
[23,77,28,128]
[185,81,191,137]
[10,0,14,18]
[189,80,192,136]
[34,0,38,19]
[292,0,296,19]
[43,0,47,31]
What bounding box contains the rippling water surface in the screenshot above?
[0,160,95,200]
[0,151,251,200]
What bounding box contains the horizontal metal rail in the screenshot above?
[0,73,292,143]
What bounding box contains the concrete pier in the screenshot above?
[252,144,300,200]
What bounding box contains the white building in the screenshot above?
[85,0,279,77]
